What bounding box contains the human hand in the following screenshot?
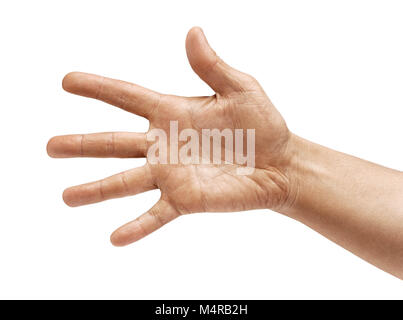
[47,27,296,246]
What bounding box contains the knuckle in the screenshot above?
[107,132,115,156]
[148,206,164,227]
[79,134,85,156]
[94,76,106,100]
[119,171,130,194]
[98,180,106,200]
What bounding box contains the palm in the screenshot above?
[48,27,292,246]
[149,93,290,215]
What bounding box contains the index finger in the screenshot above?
[62,72,161,118]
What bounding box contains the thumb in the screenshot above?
[186,27,253,95]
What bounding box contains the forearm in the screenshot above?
[281,134,403,279]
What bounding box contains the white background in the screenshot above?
[0,0,402,299]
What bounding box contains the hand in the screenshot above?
[47,27,296,246]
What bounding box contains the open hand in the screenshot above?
[47,27,296,246]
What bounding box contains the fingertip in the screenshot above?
[62,72,105,98]
[46,137,58,158]
[62,188,79,207]
[110,231,127,247]
[110,221,145,247]
[62,72,81,93]
[186,26,204,42]
[186,26,212,62]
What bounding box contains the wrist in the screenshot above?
[276,133,327,216]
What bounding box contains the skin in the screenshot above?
[47,27,403,279]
